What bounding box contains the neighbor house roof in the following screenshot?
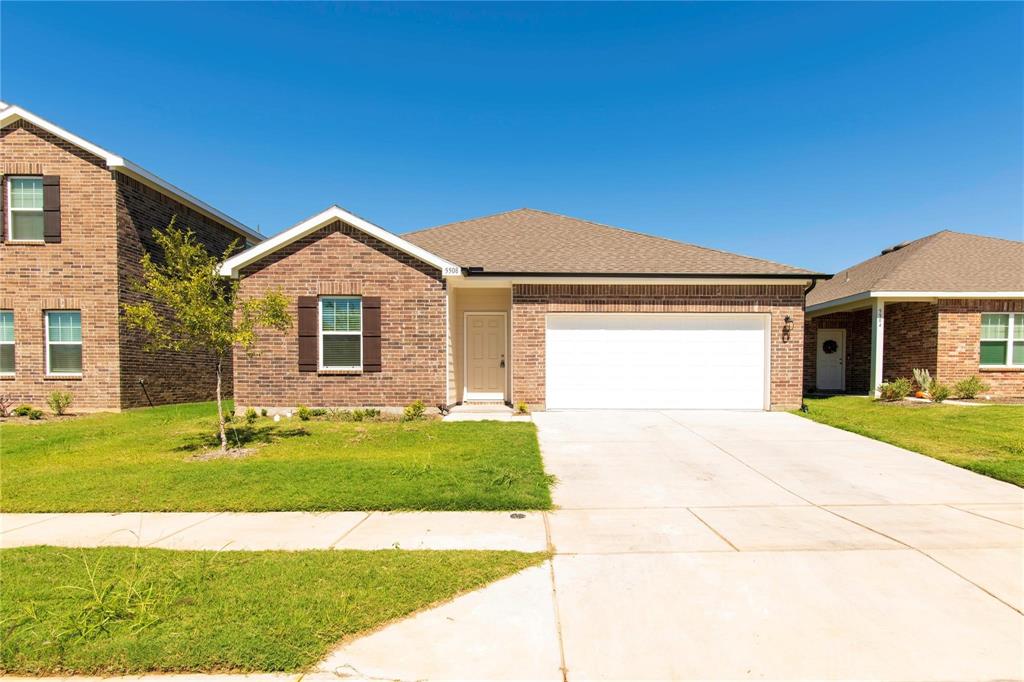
[404,208,820,278]
[807,230,1024,309]
[0,101,262,243]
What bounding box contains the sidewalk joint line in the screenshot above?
[328,512,373,549]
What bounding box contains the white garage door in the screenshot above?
[545,314,768,410]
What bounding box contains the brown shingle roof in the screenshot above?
[404,208,818,277]
[807,230,1024,307]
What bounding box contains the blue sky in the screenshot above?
[2,2,1021,273]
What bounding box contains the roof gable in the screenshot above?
[807,230,1024,307]
[0,101,262,243]
[219,205,461,278]
[404,208,819,277]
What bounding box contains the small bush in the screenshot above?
[878,378,912,402]
[46,390,74,416]
[364,408,380,418]
[402,400,426,421]
[296,405,312,421]
[310,407,328,417]
[929,382,951,403]
[13,405,34,417]
[260,408,268,417]
[954,375,989,399]
[515,401,530,415]
[27,408,44,420]
[0,394,12,418]
[912,368,933,393]
[244,407,258,424]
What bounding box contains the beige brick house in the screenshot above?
[0,102,263,410]
[220,206,825,412]
[805,231,1024,398]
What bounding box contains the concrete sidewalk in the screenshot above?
[0,510,548,552]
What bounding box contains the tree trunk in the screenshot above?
[215,356,228,452]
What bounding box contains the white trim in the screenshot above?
[44,310,82,377]
[450,276,813,288]
[869,300,885,397]
[463,311,508,401]
[219,205,461,279]
[815,328,846,391]
[318,296,363,372]
[980,311,1023,368]
[0,310,14,376]
[5,176,45,243]
[544,311,772,411]
[808,290,1024,314]
[0,103,262,243]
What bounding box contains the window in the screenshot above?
[7,177,44,242]
[320,297,361,370]
[46,311,82,375]
[0,311,13,375]
[980,313,1024,367]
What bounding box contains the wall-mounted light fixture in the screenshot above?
[782,315,794,342]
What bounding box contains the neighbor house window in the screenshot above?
[980,313,1023,367]
[319,297,362,370]
[7,177,45,242]
[0,311,13,375]
[46,311,82,375]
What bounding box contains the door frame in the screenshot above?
[463,311,508,401]
[543,312,771,410]
[815,328,847,391]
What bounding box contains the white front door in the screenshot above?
[545,313,769,410]
[816,328,846,391]
[465,313,506,400]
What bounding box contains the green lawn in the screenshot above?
[1,402,552,512]
[0,546,545,674]
[797,396,1024,486]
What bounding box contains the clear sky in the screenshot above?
[2,2,1021,273]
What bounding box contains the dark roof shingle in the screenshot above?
[404,208,818,276]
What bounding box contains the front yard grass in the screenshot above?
[1,402,552,512]
[797,396,1024,486]
[0,546,545,674]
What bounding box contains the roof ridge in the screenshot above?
[519,207,813,272]
[404,207,532,237]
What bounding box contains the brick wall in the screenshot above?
[803,308,871,393]
[234,221,447,409]
[1,121,121,409]
[883,302,938,382]
[936,298,1024,398]
[115,174,242,408]
[511,284,806,410]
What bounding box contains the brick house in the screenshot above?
[805,231,1024,398]
[0,102,263,410]
[220,206,825,412]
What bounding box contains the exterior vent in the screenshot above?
[880,241,910,256]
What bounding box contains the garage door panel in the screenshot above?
[545,314,767,410]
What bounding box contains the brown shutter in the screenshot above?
[42,176,61,243]
[362,297,381,372]
[297,296,318,372]
[0,175,5,243]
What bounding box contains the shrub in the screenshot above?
[929,382,951,403]
[912,368,933,393]
[878,378,912,402]
[27,408,44,420]
[402,400,426,421]
[515,401,530,415]
[310,407,327,417]
[260,408,268,417]
[13,405,34,417]
[0,394,12,418]
[245,407,258,425]
[296,405,312,421]
[954,375,989,399]
[364,408,380,418]
[46,390,74,416]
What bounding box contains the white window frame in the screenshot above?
[980,312,1022,368]
[6,176,45,243]
[0,310,14,376]
[45,310,83,377]
[318,297,363,371]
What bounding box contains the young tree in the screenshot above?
[123,220,290,452]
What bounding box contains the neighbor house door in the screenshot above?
[816,328,846,391]
[465,313,506,400]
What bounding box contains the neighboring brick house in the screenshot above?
[0,102,263,410]
[221,206,824,412]
[805,230,1024,398]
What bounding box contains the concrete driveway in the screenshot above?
[323,410,1023,681]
